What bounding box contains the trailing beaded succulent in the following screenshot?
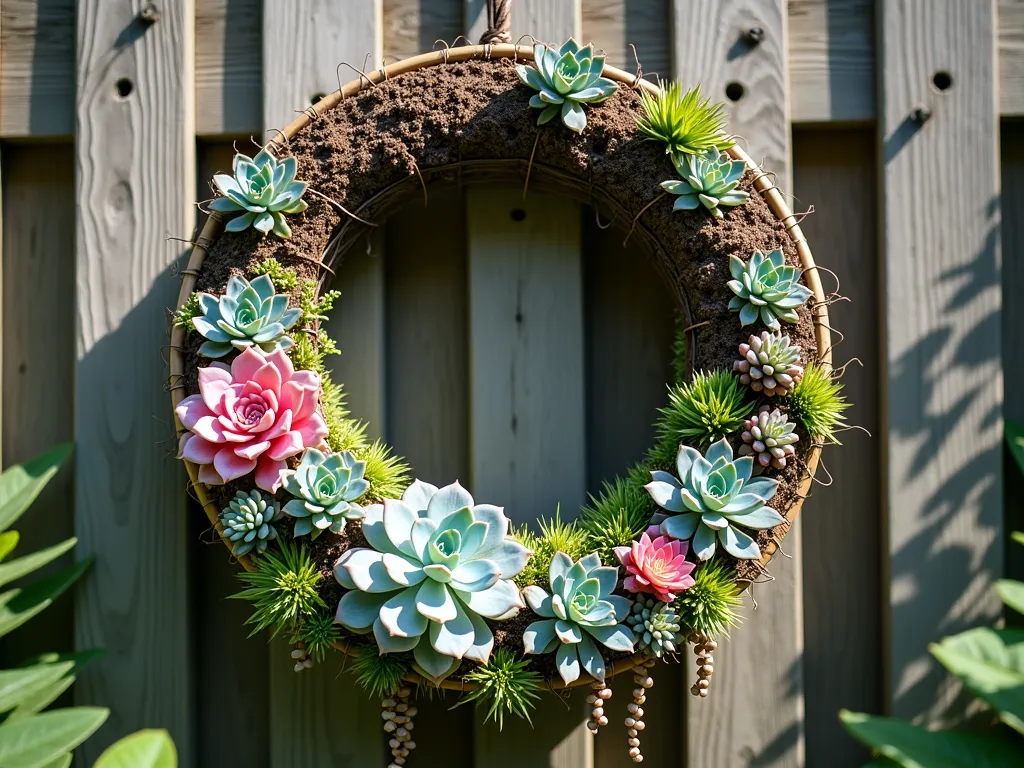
[646,439,784,560]
[661,147,749,218]
[728,250,813,329]
[734,331,805,397]
[635,81,735,156]
[626,597,683,659]
[211,148,308,237]
[192,274,301,358]
[219,489,280,556]
[516,39,617,132]
[522,552,635,684]
[334,481,530,683]
[281,449,369,538]
[740,405,800,470]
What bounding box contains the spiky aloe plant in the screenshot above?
[454,649,543,730]
[636,81,735,156]
[351,643,409,699]
[580,474,654,566]
[786,363,850,443]
[511,508,590,589]
[652,370,752,460]
[674,558,742,638]
[231,539,324,636]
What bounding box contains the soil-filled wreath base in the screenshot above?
[169,43,832,693]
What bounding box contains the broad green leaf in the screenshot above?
[840,710,1022,767]
[6,676,76,722]
[996,579,1024,615]
[0,539,76,591]
[0,706,108,767]
[0,557,92,639]
[39,754,71,768]
[94,729,177,768]
[0,532,20,562]
[0,662,73,713]
[931,628,1024,735]
[24,649,104,671]
[0,445,72,533]
[1013,531,1024,548]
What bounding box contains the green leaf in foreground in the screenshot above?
[839,709,1021,768]
[0,706,108,767]
[0,444,72,533]
[930,627,1024,736]
[996,579,1024,616]
[0,557,92,639]
[94,729,177,768]
[0,538,77,591]
[0,532,20,562]
[1006,420,1024,479]
[0,662,73,713]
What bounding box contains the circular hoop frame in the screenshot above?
[169,43,832,691]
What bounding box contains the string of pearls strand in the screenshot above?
[586,680,612,733]
[381,686,417,767]
[688,633,717,697]
[290,641,313,672]
[624,657,655,762]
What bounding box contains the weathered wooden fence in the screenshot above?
[0,0,1014,766]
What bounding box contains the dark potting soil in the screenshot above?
[181,58,823,677]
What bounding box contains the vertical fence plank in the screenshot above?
[262,2,385,766]
[0,145,76,671]
[878,0,1003,723]
[74,0,194,760]
[793,128,880,767]
[673,2,804,765]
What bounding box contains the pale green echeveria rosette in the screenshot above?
[281,449,368,538]
[193,274,302,358]
[210,148,308,238]
[727,249,813,330]
[522,553,635,685]
[515,38,618,132]
[660,146,749,218]
[645,438,784,561]
[334,480,531,684]
[219,489,280,557]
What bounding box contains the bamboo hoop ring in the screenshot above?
[168,43,832,691]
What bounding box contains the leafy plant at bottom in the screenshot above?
[522,553,635,685]
[635,81,735,156]
[647,438,783,560]
[453,648,542,730]
[580,474,654,567]
[515,39,617,132]
[650,370,752,461]
[210,148,308,238]
[727,249,813,329]
[351,643,409,700]
[786,362,850,443]
[512,508,590,589]
[231,538,325,637]
[661,147,749,218]
[673,558,742,639]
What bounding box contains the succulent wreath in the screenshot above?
[168,37,847,767]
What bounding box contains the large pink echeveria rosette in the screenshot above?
[614,525,696,603]
[175,346,328,492]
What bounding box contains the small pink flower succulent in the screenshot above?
[176,346,328,492]
[614,525,696,603]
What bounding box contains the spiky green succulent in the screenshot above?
[636,81,735,156]
[296,611,341,664]
[219,489,280,556]
[515,39,617,132]
[211,148,308,238]
[334,481,530,683]
[740,405,799,470]
[511,509,589,589]
[626,596,683,659]
[454,648,542,730]
[652,370,752,460]
[281,448,368,538]
[727,250,813,330]
[661,147,749,218]
[522,553,635,685]
[787,363,850,442]
[675,558,742,638]
[192,274,301,358]
[580,475,654,566]
[647,438,783,560]
[351,643,409,699]
[232,539,324,637]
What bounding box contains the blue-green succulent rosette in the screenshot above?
[281,449,369,538]
[192,274,301,358]
[333,480,531,683]
[516,38,617,132]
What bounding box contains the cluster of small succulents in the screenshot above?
[626,597,683,659]
[219,489,280,556]
[516,39,617,132]
[740,405,800,470]
[728,250,813,330]
[662,147,749,218]
[193,275,302,358]
[211,149,308,238]
[734,331,804,397]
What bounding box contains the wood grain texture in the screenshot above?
[384,0,463,61]
[73,0,195,761]
[195,0,261,137]
[264,3,385,767]
[582,215,680,768]
[674,2,805,765]
[793,128,880,767]
[581,0,672,78]
[788,0,874,124]
[0,144,76,673]
[878,0,1003,724]
[1000,0,1024,116]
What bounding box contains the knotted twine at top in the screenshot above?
[479,0,512,44]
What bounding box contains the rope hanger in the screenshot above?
[480,0,512,44]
